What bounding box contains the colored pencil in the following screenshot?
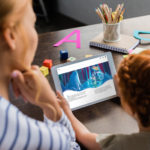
[95,3,125,24]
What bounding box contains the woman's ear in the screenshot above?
[3,27,16,50]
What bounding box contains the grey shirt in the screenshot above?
[96,132,150,150]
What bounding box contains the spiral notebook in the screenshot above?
[90,33,140,54]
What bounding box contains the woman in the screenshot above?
[0,0,79,149]
[57,50,150,150]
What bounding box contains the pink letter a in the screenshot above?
[53,30,81,48]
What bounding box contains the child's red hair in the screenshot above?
[118,50,150,127]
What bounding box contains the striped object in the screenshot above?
[0,97,80,150]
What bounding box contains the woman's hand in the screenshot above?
[11,65,62,121]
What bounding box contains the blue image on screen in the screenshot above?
[58,61,112,92]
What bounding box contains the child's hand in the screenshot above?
[11,65,62,121]
[56,91,71,113]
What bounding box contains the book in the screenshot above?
[90,33,140,54]
[123,47,146,58]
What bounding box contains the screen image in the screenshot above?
[59,62,112,92]
[57,55,116,109]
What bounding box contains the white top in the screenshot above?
[0,96,80,150]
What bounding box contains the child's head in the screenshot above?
[0,0,37,72]
[117,50,150,127]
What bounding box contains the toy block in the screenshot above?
[85,54,93,58]
[67,57,76,62]
[60,50,68,60]
[40,66,49,76]
[43,59,53,69]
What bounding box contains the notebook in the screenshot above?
[90,33,140,54]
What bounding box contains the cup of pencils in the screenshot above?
[95,3,125,42]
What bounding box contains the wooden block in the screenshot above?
[85,54,93,58]
[43,59,53,69]
[40,66,49,76]
[60,50,68,60]
[67,57,76,62]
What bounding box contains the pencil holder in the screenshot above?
[103,22,120,42]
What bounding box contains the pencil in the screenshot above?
[95,3,125,24]
[117,3,124,22]
[121,8,125,16]
[102,4,109,23]
[113,4,123,23]
[115,4,120,12]
[109,8,112,23]
[104,4,111,23]
[95,8,105,23]
[97,8,105,22]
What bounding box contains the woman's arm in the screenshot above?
[57,91,101,150]
[10,66,80,149]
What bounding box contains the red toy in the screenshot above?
[43,59,53,69]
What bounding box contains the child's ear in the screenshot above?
[113,74,120,97]
[3,27,16,50]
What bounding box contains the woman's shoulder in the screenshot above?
[0,96,19,112]
[0,96,35,125]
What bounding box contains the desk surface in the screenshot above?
[33,15,150,134]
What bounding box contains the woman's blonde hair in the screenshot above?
[0,0,31,31]
[0,0,57,121]
[118,50,150,127]
[0,0,30,70]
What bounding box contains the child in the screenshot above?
[57,50,150,150]
[0,0,80,149]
